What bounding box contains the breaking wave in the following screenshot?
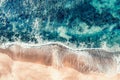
[0,0,120,51]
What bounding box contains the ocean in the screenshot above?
[0,0,120,79]
[0,0,119,51]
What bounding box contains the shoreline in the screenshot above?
[0,41,119,52]
[0,43,120,80]
[0,43,119,73]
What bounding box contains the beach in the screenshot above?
[0,43,120,80]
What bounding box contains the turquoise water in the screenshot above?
[0,0,120,48]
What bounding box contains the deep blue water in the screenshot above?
[0,0,120,48]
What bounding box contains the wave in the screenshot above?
[0,41,120,52]
[0,0,119,49]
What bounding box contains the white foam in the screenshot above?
[0,0,5,7]
[58,27,71,40]
[0,41,119,53]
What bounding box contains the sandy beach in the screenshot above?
[0,43,120,80]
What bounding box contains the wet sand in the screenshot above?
[0,43,120,80]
